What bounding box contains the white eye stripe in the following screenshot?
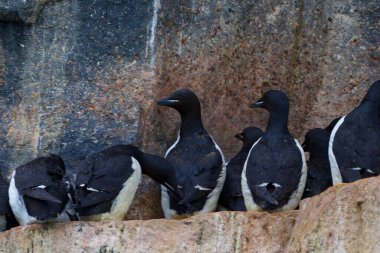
[272,183,282,188]
[36,185,46,189]
[367,169,376,174]
[258,183,268,187]
[79,184,85,187]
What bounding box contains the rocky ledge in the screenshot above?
[0,177,379,253]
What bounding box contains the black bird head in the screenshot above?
[235,126,263,150]
[251,90,289,113]
[302,128,330,159]
[46,154,66,180]
[251,90,290,135]
[157,89,201,115]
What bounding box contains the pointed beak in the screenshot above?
[251,99,264,108]
[156,99,179,106]
[234,133,244,141]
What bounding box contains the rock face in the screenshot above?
[0,177,379,252]
[0,211,298,253]
[287,176,380,253]
[0,0,379,220]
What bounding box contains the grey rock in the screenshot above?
[0,0,57,23]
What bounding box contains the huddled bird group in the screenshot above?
[0,80,379,230]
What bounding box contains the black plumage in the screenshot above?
[329,80,380,184]
[301,128,332,199]
[73,145,141,220]
[219,127,263,211]
[136,151,180,199]
[242,90,307,211]
[0,175,18,231]
[9,155,73,225]
[157,89,226,218]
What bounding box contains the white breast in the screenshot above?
[8,170,37,226]
[328,116,345,185]
[241,137,307,211]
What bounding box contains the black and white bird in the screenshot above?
[8,155,75,225]
[242,90,307,211]
[73,145,142,221]
[302,128,332,199]
[329,80,380,184]
[0,175,18,231]
[219,127,263,211]
[157,89,226,218]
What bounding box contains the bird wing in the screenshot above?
[179,152,222,205]
[73,151,134,216]
[334,115,380,181]
[24,188,62,204]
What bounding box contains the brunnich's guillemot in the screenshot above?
[157,89,226,218]
[0,175,19,230]
[218,127,263,211]
[242,90,307,211]
[301,128,332,199]
[8,155,75,225]
[73,145,142,221]
[329,80,380,184]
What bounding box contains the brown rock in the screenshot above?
[286,177,380,253]
[125,175,164,220]
[0,211,297,253]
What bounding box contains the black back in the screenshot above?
[219,127,263,211]
[302,128,332,199]
[15,155,68,220]
[158,89,224,215]
[73,145,136,217]
[333,80,380,182]
[247,90,303,210]
[166,134,223,214]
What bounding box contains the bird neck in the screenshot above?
[266,111,290,135]
[241,142,255,152]
[309,145,329,160]
[136,152,167,180]
[179,111,205,136]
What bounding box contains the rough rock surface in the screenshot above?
[0,211,297,253]
[0,0,56,23]
[0,177,379,252]
[287,176,380,253]
[0,0,379,220]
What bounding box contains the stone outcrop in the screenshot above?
[0,211,297,253]
[0,176,379,252]
[287,176,380,253]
